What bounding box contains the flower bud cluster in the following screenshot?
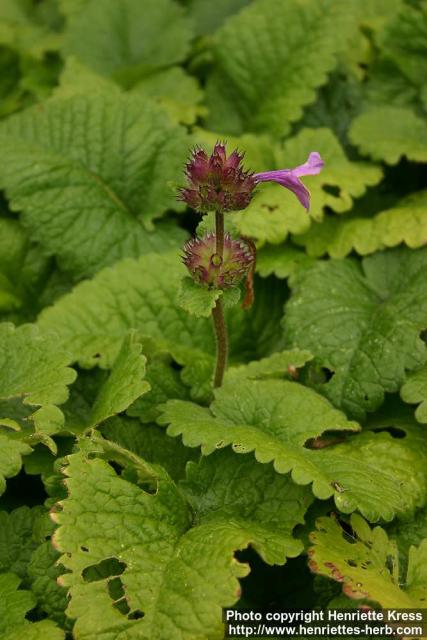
[178,142,256,214]
[182,233,255,290]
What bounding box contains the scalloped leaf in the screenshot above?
[308,514,427,607]
[294,190,427,258]
[284,247,427,419]
[377,2,427,87]
[159,378,427,521]
[256,244,316,279]
[53,444,309,639]
[189,0,251,36]
[224,349,313,384]
[232,128,382,245]
[89,332,150,428]
[205,0,359,136]
[0,572,36,634]
[178,277,222,318]
[101,417,198,481]
[389,503,427,557]
[28,541,68,628]
[349,106,427,164]
[126,357,190,424]
[63,0,193,80]
[0,436,32,495]
[0,93,188,277]
[0,323,76,408]
[38,251,287,399]
[132,67,206,126]
[0,572,64,638]
[0,506,45,578]
[401,365,427,424]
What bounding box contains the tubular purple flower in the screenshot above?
[253,152,324,211]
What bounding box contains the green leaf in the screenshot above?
[308,514,427,607]
[256,244,316,279]
[188,0,251,36]
[294,190,427,258]
[349,106,427,164]
[160,378,427,521]
[89,332,150,428]
[205,0,360,136]
[63,0,193,81]
[401,365,427,424]
[28,542,68,628]
[0,506,45,579]
[0,619,65,640]
[0,436,32,495]
[182,449,312,564]
[178,277,222,318]
[54,56,121,99]
[284,247,427,419]
[0,94,189,277]
[53,445,309,639]
[38,252,286,400]
[388,503,427,557]
[101,417,198,481]
[0,572,35,633]
[0,324,76,408]
[126,357,190,424]
[38,252,212,368]
[224,349,313,384]
[378,2,427,87]
[131,67,206,126]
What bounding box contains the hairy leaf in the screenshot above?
[0,94,188,277]
[205,0,359,136]
[294,190,427,258]
[0,506,45,579]
[256,244,315,279]
[401,365,427,424]
[126,357,190,424]
[284,247,427,419]
[132,67,205,126]
[89,332,150,428]
[178,277,222,318]
[63,0,193,80]
[378,2,427,87]
[53,445,308,638]
[0,572,35,634]
[160,378,425,520]
[309,514,427,607]
[0,323,75,409]
[38,252,286,400]
[349,106,427,164]
[28,542,68,627]
[101,417,198,481]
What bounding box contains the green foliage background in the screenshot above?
[0,0,426,638]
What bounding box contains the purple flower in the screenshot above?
[254,152,324,211]
[178,142,256,213]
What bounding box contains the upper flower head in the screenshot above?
[178,142,257,213]
[254,152,324,211]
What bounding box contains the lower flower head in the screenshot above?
[183,233,255,289]
[178,142,256,213]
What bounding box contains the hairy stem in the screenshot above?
[212,210,228,387]
[212,298,228,388]
[215,210,224,259]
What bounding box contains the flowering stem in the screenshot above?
[212,210,228,388]
[215,210,224,259]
